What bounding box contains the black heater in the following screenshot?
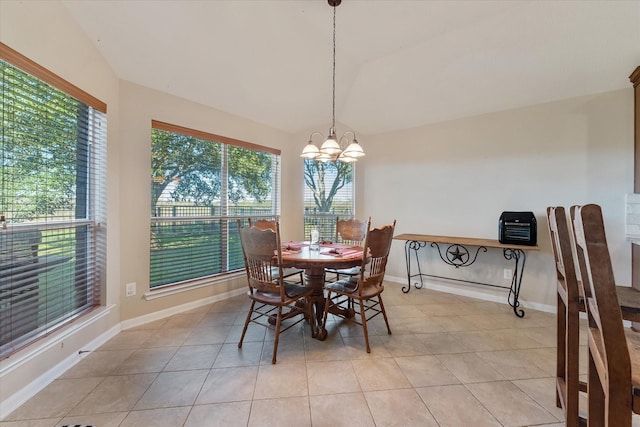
[499,211,537,246]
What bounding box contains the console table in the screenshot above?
[393,233,540,317]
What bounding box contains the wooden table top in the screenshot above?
[280,244,363,270]
[393,233,540,251]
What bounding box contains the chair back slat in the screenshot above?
[239,221,284,298]
[569,206,592,303]
[547,207,583,298]
[572,205,624,335]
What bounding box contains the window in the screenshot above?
[150,121,281,288]
[0,43,107,358]
[303,159,354,241]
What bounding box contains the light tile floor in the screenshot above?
[0,283,599,426]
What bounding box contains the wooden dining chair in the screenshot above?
[248,217,304,284]
[571,204,640,426]
[546,206,585,426]
[322,219,396,353]
[325,217,369,283]
[237,220,315,364]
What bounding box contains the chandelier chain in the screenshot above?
[332,4,336,131]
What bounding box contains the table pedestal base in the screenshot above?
[304,267,328,340]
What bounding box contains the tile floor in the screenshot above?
[0,282,604,426]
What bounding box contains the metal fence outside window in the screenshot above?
[303,210,354,243]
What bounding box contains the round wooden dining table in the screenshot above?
[281,243,363,340]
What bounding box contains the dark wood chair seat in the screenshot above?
[617,286,640,321]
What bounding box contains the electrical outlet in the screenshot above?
[503,269,513,279]
[125,282,137,297]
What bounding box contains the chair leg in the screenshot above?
[359,299,371,353]
[557,294,583,427]
[307,297,316,339]
[566,303,581,427]
[588,351,605,427]
[557,295,566,409]
[322,291,332,332]
[378,294,392,335]
[238,300,255,348]
[272,306,283,364]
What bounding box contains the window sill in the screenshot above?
[143,271,245,301]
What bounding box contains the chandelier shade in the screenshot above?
[301,0,365,163]
[342,139,365,158]
[301,141,321,159]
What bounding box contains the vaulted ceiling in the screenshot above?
[62,0,640,135]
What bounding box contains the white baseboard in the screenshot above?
[384,274,556,314]
[121,287,246,330]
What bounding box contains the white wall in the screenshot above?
[362,90,634,309]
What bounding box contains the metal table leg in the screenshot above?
[403,240,426,293]
[504,248,526,318]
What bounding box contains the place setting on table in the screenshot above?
[280,240,308,255]
[319,243,364,258]
[281,240,363,257]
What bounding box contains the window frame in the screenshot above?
[0,42,107,358]
[149,120,281,290]
[303,158,356,241]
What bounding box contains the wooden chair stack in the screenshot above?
[547,204,640,426]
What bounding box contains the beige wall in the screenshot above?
[0,0,122,413]
[0,0,305,412]
[361,90,634,308]
[117,81,300,320]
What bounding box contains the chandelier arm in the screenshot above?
[307,131,325,142]
[340,130,356,142]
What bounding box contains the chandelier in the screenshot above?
[300,0,365,163]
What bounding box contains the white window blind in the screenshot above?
[150,121,280,288]
[0,43,107,358]
[303,159,354,241]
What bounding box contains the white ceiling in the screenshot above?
[62,0,640,136]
